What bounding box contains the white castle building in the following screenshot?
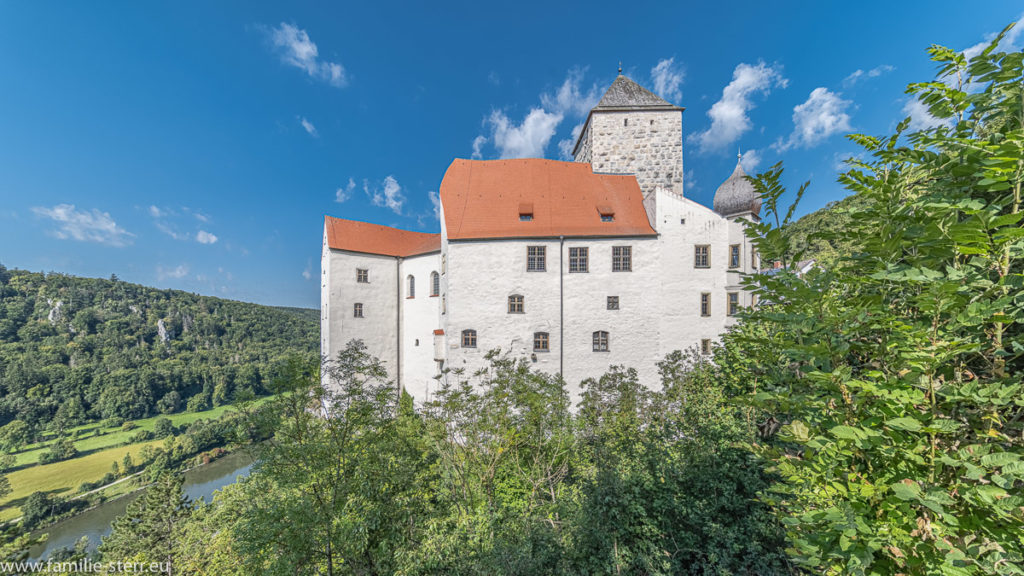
[321,74,761,402]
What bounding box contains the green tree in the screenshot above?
[735,25,1024,575]
[100,472,193,575]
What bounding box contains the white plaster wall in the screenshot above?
[399,252,442,402]
[653,190,741,358]
[320,228,331,360]
[444,236,660,402]
[325,250,399,380]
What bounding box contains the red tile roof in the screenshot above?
[441,159,657,240]
[324,217,440,257]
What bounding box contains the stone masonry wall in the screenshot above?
[586,110,683,197]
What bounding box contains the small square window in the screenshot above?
[527,246,546,272]
[508,295,524,314]
[462,329,477,348]
[569,247,588,273]
[727,292,739,316]
[356,268,369,283]
[700,293,711,317]
[694,245,710,268]
[534,332,549,352]
[612,246,632,272]
[729,244,741,269]
[607,296,619,310]
[701,339,712,355]
[353,303,364,318]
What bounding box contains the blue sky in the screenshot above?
[1,1,1021,308]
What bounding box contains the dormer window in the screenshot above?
[597,205,615,222]
[519,202,534,222]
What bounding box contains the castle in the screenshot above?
[321,74,761,402]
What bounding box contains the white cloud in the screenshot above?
[557,122,584,160]
[690,61,787,153]
[32,204,133,246]
[487,108,562,159]
[429,190,441,220]
[336,178,355,203]
[267,22,347,87]
[775,87,852,151]
[299,116,317,137]
[148,205,163,218]
[843,65,894,87]
[302,259,313,281]
[964,13,1024,59]
[475,68,597,160]
[741,149,762,172]
[157,264,189,280]
[471,135,487,159]
[650,57,684,102]
[902,97,952,131]
[488,71,501,86]
[683,169,697,192]
[540,68,600,117]
[196,230,218,244]
[366,176,406,214]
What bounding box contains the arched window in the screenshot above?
[431,271,440,296]
[461,329,477,348]
[508,294,524,314]
[407,275,415,298]
[592,330,609,352]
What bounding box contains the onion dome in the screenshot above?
[713,154,761,217]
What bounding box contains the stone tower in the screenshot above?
[572,74,685,200]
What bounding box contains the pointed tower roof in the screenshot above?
[713,155,761,217]
[594,75,678,110]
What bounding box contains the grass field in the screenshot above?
[0,440,162,522]
[11,399,270,467]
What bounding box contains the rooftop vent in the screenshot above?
[597,205,615,222]
[519,202,534,221]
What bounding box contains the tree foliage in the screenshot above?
[730,26,1024,575]
[0,268,317,441]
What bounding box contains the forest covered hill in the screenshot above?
[0,264,318,442]
[781,192,867,267]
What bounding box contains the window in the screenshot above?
[461,329,477,348]
[612,246,632,272]
[700,292,711,317]
[407,275,415,298]
[729,244,741,269]
[751,248,758,270]
[727,292,739,316]
[520,214,534,221]
[534,332,549,352]
[592,331,609,352]
[519,203,534,222]
[694,245,709,268]
[701,339,712,355]
[600,214,615,222]
[441,254,446,275]
[508,295,524,314]
[442,295,447,314]
[431,272,440,296]
[353,303,364,318]
[527,246,546,271]
[607,296,619,310]
[356,268,369,283]
[569,247,588,273]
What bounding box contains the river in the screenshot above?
[28,449,256,561]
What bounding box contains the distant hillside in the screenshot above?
[0,265,317,440]
[783,193,867,267]
[273,306,320,323]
